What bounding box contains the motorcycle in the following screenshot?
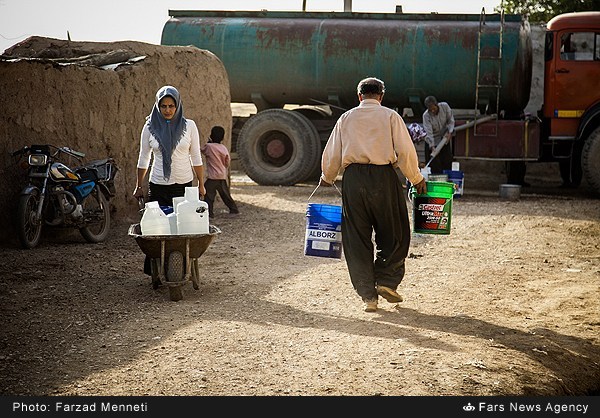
[11,144,118,249]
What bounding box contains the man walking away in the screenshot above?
[320,77,426,313]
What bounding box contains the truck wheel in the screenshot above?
[237,109,321,185]
[581,126,600,196]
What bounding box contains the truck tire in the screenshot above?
[237,109,321,186]
[581,126,600,196]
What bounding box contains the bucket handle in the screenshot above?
[408,181,456,204]
[407,184,416,204]
[308,182,342,202]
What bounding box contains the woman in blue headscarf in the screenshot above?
[134,85,205,206]
[133,86,205,277]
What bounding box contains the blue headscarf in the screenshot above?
[146,85,187,181]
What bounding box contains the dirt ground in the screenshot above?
[0,162,599,397]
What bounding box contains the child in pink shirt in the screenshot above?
[201,126,240,218]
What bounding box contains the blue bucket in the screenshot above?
[443,169,464,197]
[304,203,343,259]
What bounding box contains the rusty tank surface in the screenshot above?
[162,10,532,113]
[161,10,533,186]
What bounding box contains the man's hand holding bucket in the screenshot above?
[414,177,427,195]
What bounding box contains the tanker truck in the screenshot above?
[161,9,600,195]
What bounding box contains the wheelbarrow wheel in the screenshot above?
[167,251,184,302]
[168,285,183,302]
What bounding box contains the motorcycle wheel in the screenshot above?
[17,191,43,249]
[79,187,110,243]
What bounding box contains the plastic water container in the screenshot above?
[499,184,521,201]
[428,174,448,182]
[167,212,178,234]
[177,187,209,235]
[173,196,185,214]
[443,169,465,197]
[140,201,171,236]
[304,203,343,259]
[411,181,454,235]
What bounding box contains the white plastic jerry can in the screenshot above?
[140,201,171,235]
[176,187,209,235]
[167,212,178,235]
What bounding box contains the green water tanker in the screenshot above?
[161,9,530,185]
[161,10,600,195]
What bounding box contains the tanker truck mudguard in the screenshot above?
[161,10,600,195]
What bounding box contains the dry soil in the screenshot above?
[1,164,599,397]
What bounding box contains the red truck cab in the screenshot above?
[542,11,600,191]
[544,12,600,140]
[454,11,600,193]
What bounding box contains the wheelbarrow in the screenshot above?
[128,223,221,301]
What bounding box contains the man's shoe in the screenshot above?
[377,286,403,303]
[363,299,378,312]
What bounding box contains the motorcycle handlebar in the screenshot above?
[11,144,85,158]
[61,147,86,159]
[11,146,30,157]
